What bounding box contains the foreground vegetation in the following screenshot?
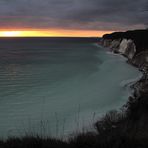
[1,77,148,148]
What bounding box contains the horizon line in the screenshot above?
[0,30,113,37]
[0,36,101,38]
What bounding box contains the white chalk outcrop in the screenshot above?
[118,39,136,59]
[100,37,148,72]
[100,38,136,60]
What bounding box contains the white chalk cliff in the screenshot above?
[119,39,136,59]
[100,38,136,59]
[100,38,148,71]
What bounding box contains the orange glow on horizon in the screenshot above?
[1,31,22,37]
[0,29,113,37]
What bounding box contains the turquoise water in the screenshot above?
[0,38,141,138]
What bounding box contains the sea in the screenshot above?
[0,37,141,138]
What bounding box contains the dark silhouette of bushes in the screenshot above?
[0,136,69,148]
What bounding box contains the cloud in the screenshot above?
[0,0,147,31]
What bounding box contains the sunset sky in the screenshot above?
[0,0,147,37]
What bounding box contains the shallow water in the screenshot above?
[0,38,141,138]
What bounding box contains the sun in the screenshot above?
[1,31,21,37]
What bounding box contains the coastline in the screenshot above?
[99,30,148,113]
[0,31,148,147]
[93,29,148,146]
[99,30,148,98]
[96,43,142,100]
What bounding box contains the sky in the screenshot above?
[0,0,147,37]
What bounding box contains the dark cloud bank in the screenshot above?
[0,0,147,31]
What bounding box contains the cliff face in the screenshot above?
[119,39,136,59]
[100,29,148,71]
[100,38,136,59]
[132,51,148,70]
[103,29,148,53]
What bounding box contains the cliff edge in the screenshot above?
[100,29,148,71]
